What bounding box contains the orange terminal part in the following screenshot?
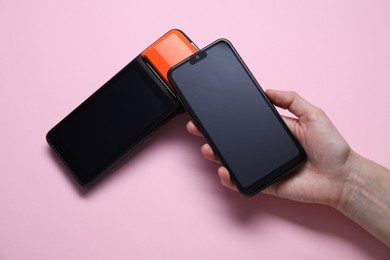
[142,29,198,90]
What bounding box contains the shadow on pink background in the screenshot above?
[1,0,389,259]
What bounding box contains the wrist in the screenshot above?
[334,150,363,211]
[333,151,390,246]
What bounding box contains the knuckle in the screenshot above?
[310,107,326,119]
[289,91,300,98]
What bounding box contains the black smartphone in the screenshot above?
[47,30,198,187]
[46,56,179,187]
[168,39,306,196]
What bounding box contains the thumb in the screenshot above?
[265,90,315,119]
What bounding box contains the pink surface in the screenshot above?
[1,0,389,259]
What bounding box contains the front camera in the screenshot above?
[190,52,206,65]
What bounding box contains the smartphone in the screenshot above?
[168,39,306,196]
[47,30,198,187]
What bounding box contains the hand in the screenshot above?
[187,89,390,246]
[187,89,355,207]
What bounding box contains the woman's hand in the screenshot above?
[187,89,354,207]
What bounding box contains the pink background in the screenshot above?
[1,0,389,259]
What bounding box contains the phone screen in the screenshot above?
[47,57,178,187]
[168,40,306,195]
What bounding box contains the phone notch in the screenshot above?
[190,51,207,65]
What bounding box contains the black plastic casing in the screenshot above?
[46,54,183,187]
